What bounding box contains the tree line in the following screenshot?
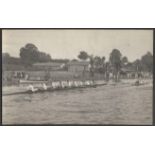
[77,50,153,73]
[2,43,153,74]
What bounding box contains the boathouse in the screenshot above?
[120,67,137,78]
[67,61,89,73]
[33,62,65,71]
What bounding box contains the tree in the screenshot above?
[89,55,94,66]
[71,59,78,62]
[94,56,102,68]
[38,52,52,62]
[2,53,10,64]
[141,52,153,72]
[121,56,128,66]
[20,43,39,66]
[101,56,106,74]
[133,59,142,71]
[105,62,110,81]
[78,51,89,61]
[2,53,10,59]
[20,43,52,66]
[2,53,10,63]
[109,49,122,67]
[109,49,122,82]
[88,55,95,78]
[102,56,106,64]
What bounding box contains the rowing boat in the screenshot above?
[19,79,48,84]
[3,83,107,96]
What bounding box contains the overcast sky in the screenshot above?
[2,29,153,62]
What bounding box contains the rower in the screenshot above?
[79,81,83,87]
[85,80,90,86]
[74,81,79,87]
[52,81,57,89]
[59,81,63,88]
[68,80,73,88]
[49,81,53,90]
[61,81,66,88]
[82,81,85,86]
[64,81,69,88]
[89,80,94,85]
[28,84,38,92]
[42,83,48,90]
[56,81,60,88]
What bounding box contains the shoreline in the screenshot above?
[2,77,153,87]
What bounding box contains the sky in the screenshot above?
[2,29,153,62]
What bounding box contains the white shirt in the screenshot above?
[43,83,47,90]
[27,85,37,92]
[68,81,73,87]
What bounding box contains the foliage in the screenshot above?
[89,55,94,66]
[102,56,106,64]
[94,56,102,67]
[141,52,153,72]
[133,59,142,71]
[121,56,128,66]
[2,53,10,59]
[20,43,52,66]
[71,59,78,62]
[2,53,21,65]
[109,49,122,71]
[51,59,69,63]
[78,51,89,60]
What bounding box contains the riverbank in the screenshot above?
[2,70,104,86]
[2,70,153,87]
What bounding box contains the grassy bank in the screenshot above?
[2,70,105,86]
[2,70,152,86]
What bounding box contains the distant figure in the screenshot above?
[13,72,17,78]
[135,80,140,86]
[25,74,29,80]
[89,68,94,78]
[105,71,109,81]
[131,73,135,79]
[17,72,20,78]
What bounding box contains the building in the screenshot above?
[120,67,137,78]
[2,63,25,71]
[33,62,64,71]
[67,61,89,72]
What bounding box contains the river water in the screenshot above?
[2,80,153,125]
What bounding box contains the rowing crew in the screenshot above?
[27,80,95,92]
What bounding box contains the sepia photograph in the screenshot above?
[2,29,153,125]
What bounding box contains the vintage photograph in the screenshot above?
[2,29,153,125]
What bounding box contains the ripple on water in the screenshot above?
[2,84,153,125]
